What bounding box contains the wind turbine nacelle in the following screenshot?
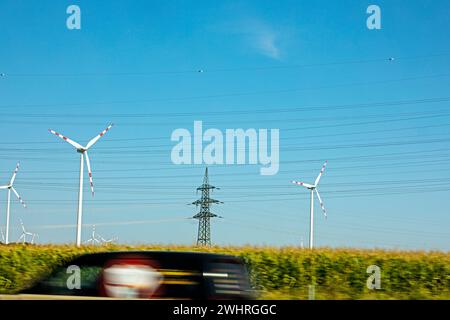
[76,148,86,153]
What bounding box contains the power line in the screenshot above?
[24,217,190,230]
[9,182,450,202]
[2,125,449,152]
[4,52,450,78]
[4,147,450,172]
[2,73,450,109]
[1,96,450,118]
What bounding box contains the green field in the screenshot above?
[0,244,448,299]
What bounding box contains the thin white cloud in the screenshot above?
[251,24,280,59]
[219,17,283,60]
[241,18,281,59]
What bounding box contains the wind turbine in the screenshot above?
[84,225,116,245]
[0,163,27,244]
[30,232,39,244]
[84,225,102,245]
[18,219,38,244]
[49,124,113,247]
[291,161,328,249]
[100,235,118,245]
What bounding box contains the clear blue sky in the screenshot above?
[0,0,449,250]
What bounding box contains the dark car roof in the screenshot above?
[69,250,243,264]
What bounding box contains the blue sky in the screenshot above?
[0,0,449,250]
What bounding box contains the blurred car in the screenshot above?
[16,251,255,300]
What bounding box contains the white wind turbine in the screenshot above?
[31,232,39,244]
[84,225,102,245]
[49,124,113,247]
[100,235,118,245]
[291,161,328,249]
[0,163,27,244]
[84,225,116,245]
[18,219,38,244]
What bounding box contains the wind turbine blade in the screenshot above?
[9,162,20,185]
[85,124,113,149]
[48,129,84,150]
[11,187,27,208]
[0,185,8,189]
[84,152,95,196]
[315,189,327,218]
[20,219,26,232]
[291,180,314,188]
[314,161,328,186]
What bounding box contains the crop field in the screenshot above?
[0,244,448,300]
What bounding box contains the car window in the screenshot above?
[203,258,253,299]
[41,265,103,296]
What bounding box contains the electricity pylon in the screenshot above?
[191,168,222,246]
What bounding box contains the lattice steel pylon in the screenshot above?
[191,167,223,246]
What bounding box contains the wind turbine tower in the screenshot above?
[84,225,117,245]
[84,225,102,245]
[18,219,38,244]
[49,124,113,247]
[291,161,328,249]
[0,163,27,244]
